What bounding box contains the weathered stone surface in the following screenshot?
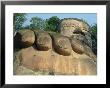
[71,34,86,43]
[14,18,96,75]
[70,38,84,54]
[60,18,92,48]
[51,34,72,56]
[77,58,96,75]
[71,34,92,48]
[20,46,52,71]
[14,46,96,75]
[14,46,75,75]
[60,18,90,37]
[14,29,35,48]
[83,45,97,62]
[34,31,52,51]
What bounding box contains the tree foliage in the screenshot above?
[30,16,46,30]
[44,16,60,32]
[29,16,60,32]
[14,13,26,30]
[90,24,97,55]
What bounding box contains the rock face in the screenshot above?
[35,31,52,51]
[70,38,84,54]
[14,18,97,75]
[60,18,92,48]
[51,34,72,56]
[14,29,35,48]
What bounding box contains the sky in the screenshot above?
[23,13,97,27]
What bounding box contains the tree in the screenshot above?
[30,16,46,30]
[14,13,26,31]
[45,16,60,32]
[90,24,97,55]
[22,25,30,29]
